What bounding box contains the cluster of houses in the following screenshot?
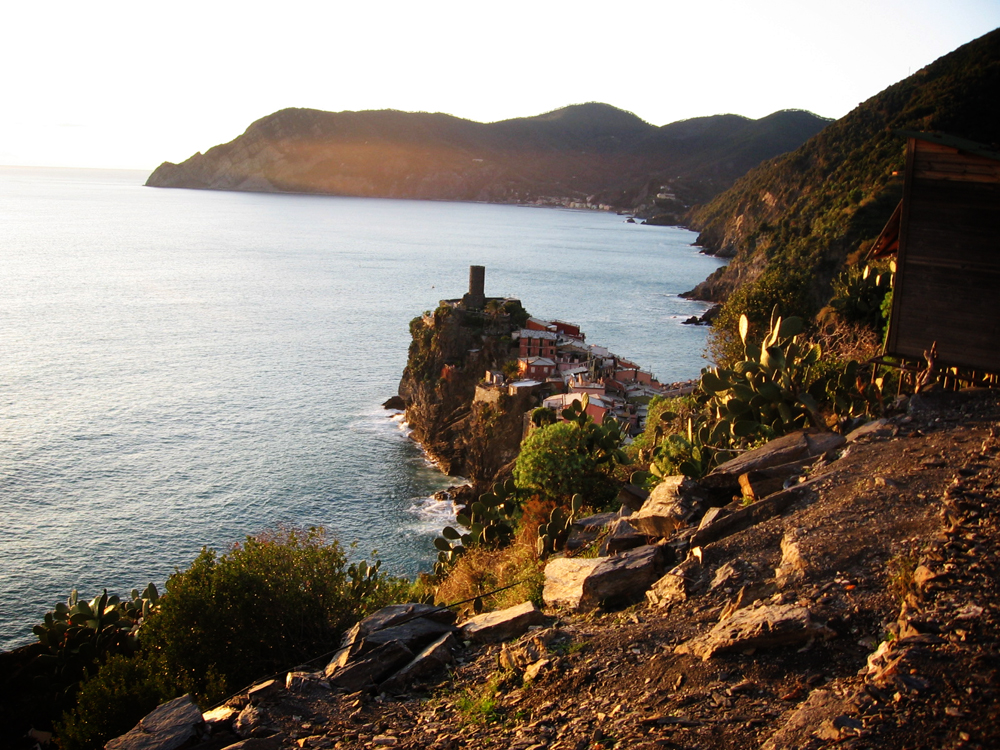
[481,316,694,437]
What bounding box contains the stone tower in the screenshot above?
[463,265,486,310]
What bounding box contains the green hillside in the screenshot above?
[685,28,1000,314]
[145,103,828,210]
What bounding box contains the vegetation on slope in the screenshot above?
[146,103,829,211]
[685,28,1000,358]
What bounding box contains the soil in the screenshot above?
[121,389,1000,749]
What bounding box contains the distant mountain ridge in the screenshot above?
[145,103,830,213]
[684,28,1000,303]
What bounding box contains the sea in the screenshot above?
[0,166,726,650]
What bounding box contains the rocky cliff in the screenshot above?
[397,304,530,492]
[145,104,830,213]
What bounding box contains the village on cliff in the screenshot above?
[446,265,694,439]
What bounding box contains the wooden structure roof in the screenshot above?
[874,131,1000,373]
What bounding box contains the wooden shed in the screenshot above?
[870,132,1000,373]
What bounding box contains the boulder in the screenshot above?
[646,556,702,607]
[544,545,667,612]
[598,518,645,555]
[202,705,237,727]
[460,601,548,643]
[379,632,457,694]
[541,558,602,610]
[760,689,857,750]
[247,679,280,703]
[382,395,406,411]
[331,604,456,669]
[498,628,559,672]
[285,671,329,693]
[774,528,810,588]
[702,430,845,490]
[566,512,619,551]
[676,604,833,660]
[629,477,705,537]
[327,640,414,692]
[617,483,649,514]
[233,704,271,739]
[106,695,205,750]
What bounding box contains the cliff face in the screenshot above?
[397,306,529,491]
[145,104,829,212]
[683,29,1000,304]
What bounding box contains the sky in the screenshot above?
[2,0,998,171]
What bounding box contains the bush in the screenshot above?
[513,421,618,506]
[708,267,817,367]
[828,261,893,334]
[56,654,175,750]
[141,526,406,699]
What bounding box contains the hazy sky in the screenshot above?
[3,0,998,170]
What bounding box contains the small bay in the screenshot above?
[0,167,725,649]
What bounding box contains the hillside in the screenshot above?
[144,103,829,213]
[684,28,1000,303]
[97,388,1000,750]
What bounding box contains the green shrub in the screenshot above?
[708,267,817,368]
[828,260,893,334]
[56,654,175,750]
[141,526,406,699]
[513,418,621,506]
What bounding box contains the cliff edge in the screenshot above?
[397,301,529,492]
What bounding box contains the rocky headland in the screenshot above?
[396,300,529,494]
[144,104,830,218]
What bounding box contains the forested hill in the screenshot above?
[684,28,1000,303]
[144,103,829,211]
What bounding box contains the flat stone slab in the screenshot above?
[379,632,457,693]
[702,430,845,489]
[106,694,204,750]
[676,604,832,660]
[544,544,666,612]
[690,476,824,547]
[845,418,894,442]
[331,616,455,670]
[327,640,414,691]
[460,601,548,643]
[219,736,286,750]
[760,689,856,750]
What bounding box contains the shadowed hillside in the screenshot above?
[146,103,830,213]
[684,28,1000,304]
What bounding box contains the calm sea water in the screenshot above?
[0,167,725,650]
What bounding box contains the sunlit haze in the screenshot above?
[3,0,998,170]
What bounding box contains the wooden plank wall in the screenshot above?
[887,139,1000,372]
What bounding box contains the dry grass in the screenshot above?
[434,542,544,618]
[433,506,550,618]
[813,315,882,362]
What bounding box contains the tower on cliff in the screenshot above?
[462,265,486,310]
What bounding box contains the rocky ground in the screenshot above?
[119,389,1000,750]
